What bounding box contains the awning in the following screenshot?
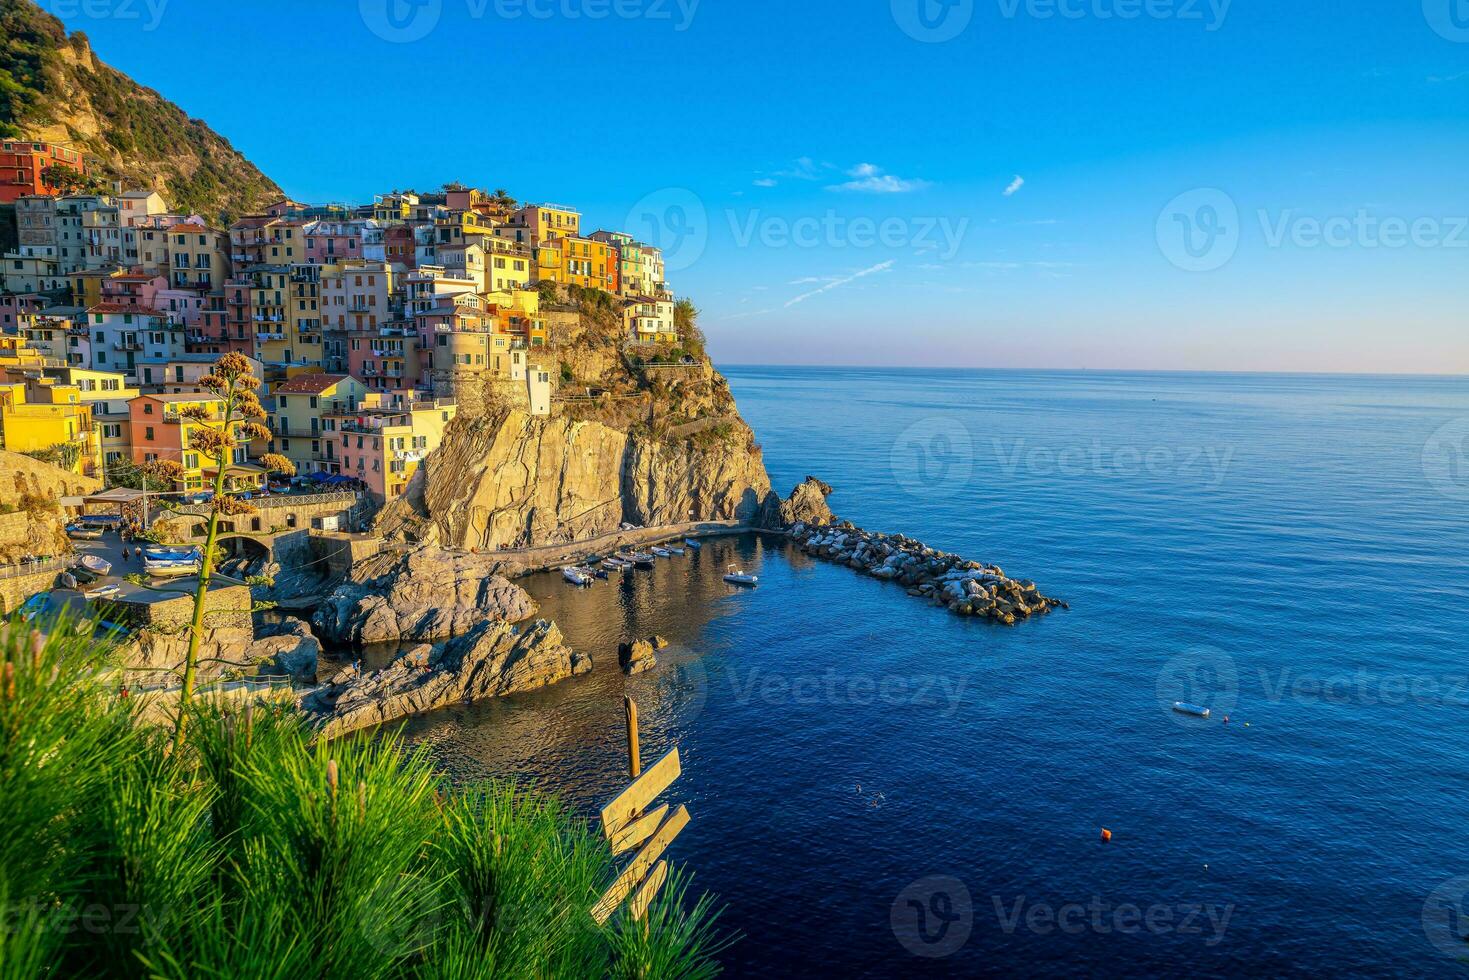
[82,487,149,505]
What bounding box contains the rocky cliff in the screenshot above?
[0,0,280,219]
[377,409,775,550]
[0,449,99,562]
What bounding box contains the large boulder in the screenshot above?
[312,547,536,644]
[248,617,319,681]
[775,476,835,528]
[618,638,657,675]
[300,619,591,738]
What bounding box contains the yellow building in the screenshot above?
[268,372,367,476]
[0,378,102,477]
[323,391,456,504]
[510,203,580,245]
[167,223,230,290]
[288,265,325,368]
[32,366,137,474]
[535,235,618,293]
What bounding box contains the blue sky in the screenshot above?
[50,0,1469,373]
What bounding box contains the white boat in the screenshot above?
[651,546,672,558]
[619,552,656,569]
[562,565,594,586]
[80,554,112,577]
[684,539,702,550]
[67,524,103,540]
[668,546,686,555]
[602,558,629,571]
[1172,701,1211,718]
[723,566,759,586]
[144,545,202,578]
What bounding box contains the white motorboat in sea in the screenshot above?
[562,565,594,586]
[667,545,686,555]
[723,565,758,586]
[601,558,629,571]
[651,546,672,558]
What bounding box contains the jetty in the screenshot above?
[786,521,1066,624]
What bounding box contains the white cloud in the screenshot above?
[776,157,828,180]
[785,261,895,307]
[827,163,931,194]
[1428,71,1469,83]
[1003,175,1025,196]
[752,178,778,187]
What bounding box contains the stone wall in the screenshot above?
[0,565,61,615]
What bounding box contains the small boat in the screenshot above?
[1172,701,1211,718]
[561,565,594,586]
[723,565,759,586]
[651,546,672,558]
[618,552,656,569]
[684,539,702,550]
[667,546,686,556]
[87,584,121,599]
[593,568,610,580]
[143,545,202,578]
[80,554,112,577]
[59,572,78,590]
[602,558,629,571]
[67,524,103,540]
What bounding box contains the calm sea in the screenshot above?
[400,367,1469,977]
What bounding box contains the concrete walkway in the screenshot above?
[470,519,753,573]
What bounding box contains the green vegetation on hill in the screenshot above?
[0,0,281,220]
[0,614,728,978]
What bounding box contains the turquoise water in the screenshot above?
[402,368,1469,977]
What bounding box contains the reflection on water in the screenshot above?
[399,533,796,811]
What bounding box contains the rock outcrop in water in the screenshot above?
[312,547,536,645]
[777,476,836,528]
[299,619,590,738]
[788,521,1067,624]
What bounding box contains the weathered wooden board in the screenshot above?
[598,746,680,840]
[590,804,689,925]
[628,860,668,922]
[609,803,669,856]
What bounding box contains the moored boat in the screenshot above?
[684,538,702,550]
[723,565,759,586]
[651,546,672,558]
[66,524,103,540]
[1172,701,1211,718]
[143,546,202,578]
[561,565,594,586]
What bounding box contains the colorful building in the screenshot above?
[0,376,102,477]
[0,140,86,204]
[168,223,230,290]
[268,373,367,476]
[129,392,259,492]
[323,392,456,503]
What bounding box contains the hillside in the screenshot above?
[0,0,280,220]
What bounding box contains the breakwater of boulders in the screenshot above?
[787,521,1067,624]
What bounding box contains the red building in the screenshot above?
[0,141,85,204]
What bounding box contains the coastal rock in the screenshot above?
[312,547,536,644]
[775,476,835,528]
[376,410,776,550]
[300,619,591,739]
[249,618,320,681]
[619,638,658,675]
[786,521,1066,625]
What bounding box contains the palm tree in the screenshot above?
[170,353,294,753]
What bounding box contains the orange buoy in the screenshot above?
[1100,828,1113,842]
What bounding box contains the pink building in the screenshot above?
[346,321,421,393]
[100,273,165,310]
[305,220,366,265]
[0,293,46,333]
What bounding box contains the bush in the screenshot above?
[0,613,729,979]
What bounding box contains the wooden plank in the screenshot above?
[609,803,668,855]
[624,696,641,778]
[627,860,668,922]
[598,746,680,840]
[590,805,689,925]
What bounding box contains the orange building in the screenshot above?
[0,140,86,203]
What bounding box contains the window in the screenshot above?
[144,426,154,440]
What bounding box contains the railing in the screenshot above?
[0,556,68,581]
